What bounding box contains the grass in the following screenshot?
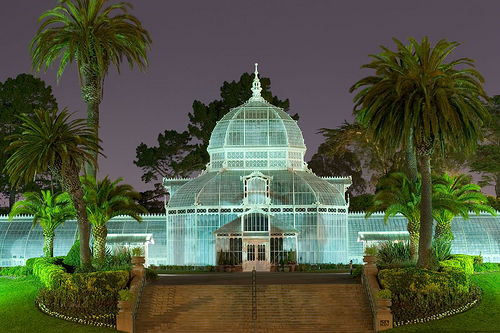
[388,271,500,332]
[0,276,115,333]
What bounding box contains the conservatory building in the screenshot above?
[162,64,352,270]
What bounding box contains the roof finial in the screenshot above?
[251,62,263,100]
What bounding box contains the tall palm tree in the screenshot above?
[31,0,152,178]
[9,190,75,257]
[81,175,147,260]
[3,108,100,267]
[350,37,490,268]
[366,172,421,260]
[433,173,496,240]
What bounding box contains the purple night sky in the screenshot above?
[1,1,499,194]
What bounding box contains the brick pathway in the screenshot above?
[135,273,373,333]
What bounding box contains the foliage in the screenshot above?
[9,190,75,257]
[432,238,452,262]
[0,275,116,333]
[486,196,500,211]
[145,268,158,282]
[0,265,30,277]
[378,267,473,323]
[364,244,378,255]
[469,95,500,198]
[376,289,392,299]
[131,246,145,257]
[351,36,490,268]
[388,272,499,332]
[3,108,100,267]
[81,175,146,259]
[308,140,366,195]
[440,255,475,276]
[377,241,412,268]
[149,265,216,273]
[432,173,496,240]
[32,257,68,290]
[25,257,39,272]
[63,240,83,268]
[474,263,499,272]
[118,289,135,301]
[31,0,151,179]
[348,193,374,212]
[0,73,59,210]
[366,172,421,259]
[135,71,293,209]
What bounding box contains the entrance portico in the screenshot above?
[214,209,298,272]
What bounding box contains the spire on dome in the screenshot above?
[250,63,264,101]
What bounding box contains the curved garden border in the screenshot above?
[393,296,480,327]
[36,300,116,329]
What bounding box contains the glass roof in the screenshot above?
[167,170,347,207]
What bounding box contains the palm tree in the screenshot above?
[31,0,152,178]
[366,172,421,260]
[81,175,147,260]
[350,37,490,268]
[433,173,497,240]
[9,190,75,257]
[3,108,100,267]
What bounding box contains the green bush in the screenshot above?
[145,268,158,282]
[0,265,30,277]
[25,257,41,273]
[376,289,392,299]
[63,240,81,267]
[432,238,452,261]
[473,255,483,267]
[32,258,69,290]
[365,245,378,255]
[68,270,129,293]
[377,241,412,268]
[450,254,475,276]
[474,262,499,272]
[378,267,473,323]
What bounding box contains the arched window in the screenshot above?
[242,172,271,205]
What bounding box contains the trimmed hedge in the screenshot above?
[63,241,81,267]
[378,267,473,323]
[0,265,30,277]
[32,258,68,290]
[474,262,499,272]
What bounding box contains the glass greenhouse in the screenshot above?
[0,64,499,268]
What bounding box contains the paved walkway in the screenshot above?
[154,272,360,285]
[135,273,373,333]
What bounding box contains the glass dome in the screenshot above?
[207,66,306,171]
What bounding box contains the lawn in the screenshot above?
[388,271,500,332]
[0,276,115,333]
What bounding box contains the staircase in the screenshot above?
[135,282,374,332]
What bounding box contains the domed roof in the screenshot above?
[207,64,306,171]
[167,170,347,207]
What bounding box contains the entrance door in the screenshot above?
[243,239,270,272]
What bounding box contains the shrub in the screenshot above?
[118,289,135,301]
[145,268,158,282]
[378,267,472,323]
[432,238,452,261]
[68,270,129,293]
[377,241,412,268]
[32,258,69,290]
[63,240,81,267]
[376,289,392,299]
[474,262,499,272]
[473,255,483,267]
[450,255,474,276]
[131,246,144,257]
[25,257,40,273]
[364,245,378,256]
[0,265,30,277]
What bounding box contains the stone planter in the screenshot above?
[376,298,392,309]
[363,255,376,265]
[131,256,145,265]
[118,300,132,312]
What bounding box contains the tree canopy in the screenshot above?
[0,74,59,211]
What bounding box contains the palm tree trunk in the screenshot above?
[61,163,92,267]
[434,221,452,240]
[92,225,108,260]
[407,128,418,183]
[81,66,101,179]
[43,229,55,257]
[495,173,500,199]
[408,220,419,261]
[417,154,433,268]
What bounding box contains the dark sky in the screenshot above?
[1,1,499,193]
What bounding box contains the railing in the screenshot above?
[252,269,257,321]
[361,257,393,332]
